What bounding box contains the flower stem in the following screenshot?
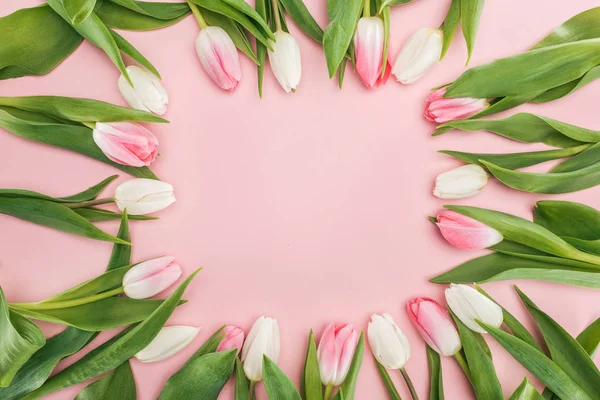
[249,381,257,400]
[363,0,370,17]
[63,197,115,209]
[453,351,472,382]
[270,0,282,32]
[323,384,334,400]
[399,368,420,400]
[11,287,124,311]
[187,0,208,28]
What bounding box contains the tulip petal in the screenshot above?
[123,257,182,299]
[196,27,242,91]
[135,325,200,362]
[268,31,302,93]
[445,284,503,333]
[437,209,503,250]
[354,17,384,89]
[434,164,488,199]
[393,28,442,84]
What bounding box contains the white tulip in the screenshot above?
[368,314,411,369]
[135,325,200,362]
[392,28,443,84]
[268,31,302,93]
[114,178,176,215]
[118,66,168,115]
[241,316,280,382]
[433,164,488,199]
[445,284,503,333]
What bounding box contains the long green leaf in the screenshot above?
[375,360,401,400]
[64,0,97,24]
[576,318,600,357]
[22,269,200,399]
[377,0,413,11]
[302,330,323,400]
[427,345,444,400]
[551,142,600,173]
[255,0,268,97]
[75,360,136,400]
[323,0,363,77]
[532,66,600,103]
[440,0,461,60]
[108,212,132,270]
[109,0,190,17]
[96,0,190,31]
[332,333,364,400]
[109,29,160,77]
[203,10,259,64]
[0,175,117,203]
[235,356,250,400]
[221,0,274,39]
[263,356,303,400]
[74,208,156,222]
[0,290,45,388]
[534,200,600,240]
[460,0,485,64]
[280,0,323,43]
[0,6,83,80]
[509,378,545,400]
[533,7,600,49]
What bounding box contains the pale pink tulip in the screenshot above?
[317,323,359,386]
[123,256,182,299]
[437,209,503,250]
[195,26,241,92]
[354,17,384,90]
[92,122,158,167]
[424,88,488,123]
[217,325,245,354]
[407,298,461,356]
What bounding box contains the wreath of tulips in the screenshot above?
[1,1,600,399]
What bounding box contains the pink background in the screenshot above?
[1,0,599,398]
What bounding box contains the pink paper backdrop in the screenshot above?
[1,0,599,398]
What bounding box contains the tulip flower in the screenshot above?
[368,314,410,369]
[217,325,245,354]
[195,26,242,92]
[407,298,461,356]
[135,325,200,362]
[268,31,302,93]
[317,323,359,394]
[92,122,159,167]
[241,316,280,382]
[392,28,443,84]
[436,209,503,250]
[123,256,182,299]
[118,66,168,115]
[445,284,503,333]
[354,17,384,89]
[424,88,488,124]
[114,178,176,215]
[433,164,488,199]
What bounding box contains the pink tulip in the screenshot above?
[437,209,503,250]
[424,88,488,123]
[217,325,245,354]
[354,17,384,90]
[407,298,462,356]
[317,323,359,386]
[92,122,158,167]
[195,26,242,92]
[123,256,182,299]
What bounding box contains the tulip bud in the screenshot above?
[123,256,182,299]
[135,325,200,363]
[118,66,168,115]
[317,323,359,386]
[354,17,384,90]
[368,314,411,369]
[92,122,159,167]
[434,164,488,199]
[407,298,461,356]
[114,178,176,215]
[241,316,280,382]
[392,28,443,84]
[268,31,302,93]
[424,88,488,124]
[445,284,503,333]
[436,209,503,250]
[195,26,242,92]
[217,325,245,354]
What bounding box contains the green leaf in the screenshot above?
[0,290,45,388]
[481,322,595,400]
[75,360,136,400]
[374,360,401,400]
[96,0,190,31]
[74,208,156,222]
[255,0,268,97]
[0,197,130,244]
[22,269,201,400]
[108,212,132,271]
[0,175,117,203]
[332,333,364,400]
[158,350,236,400]
[220,0,274,39]
[263,356,303,400]
[440,0,460,60]
[377,0,413,11]
[445,39,600,99]
[460,0,484,64]
[109,0,190,17]
[203,10,259,64]
[440,145,588,170]
[533,7,600,49]
[481,159,600,194]
[109,29,160,77]
[0,5,83,80]
[323,0,363,77]
[280,0,323,43]
[576,318,600,357]
[64,0,97,24]
[534,200,600,240]
[509,378,545,400]
[452,313,503,400]
[427,345,444,400]
[302,330,323,400]
[515,287,600,398]
[532,66,600,104]
[235,356,250,400]
[551,142,600,173]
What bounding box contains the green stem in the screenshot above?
[363,0,370,17]
[187,0,207,28]
[249,381,256,400]
[270,0,282,32]
[400,368,420,400]
[11,287,124,311]
[453,351,472,383]
[63,197,115,209]
[323,384,334,400]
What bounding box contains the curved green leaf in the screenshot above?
[64,0,97,24]
[375,360,401,400]
[551,142,600,173]
[302,330,323,400]
[532,66,600,103]
[332,333,364,400]
[533,7,600,49]
[235,356,250,400]
[109,0,190,17]
[460,0,485,64]
[280,0,323,43]
[323,0,363,78]
[109,29,160,77]
[509,378,544,400]
[221,0,274,40]
[378,0,413,11]
[0,5,83,80]
[440,0,461,60]
[96,0,190,30]
[263,356,302,400]
[427,345,444,400]
[255,0,268,97]
[577,318,600,357]
[0,175,117,203]
[534,200,600,240]
[75,360,136,400]
[108,212,132,271]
